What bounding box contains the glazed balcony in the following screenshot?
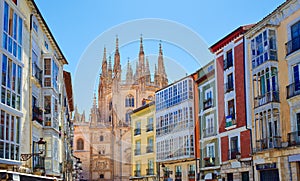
[288,131,300,146]
[146,124,153,132]
[254,91,279,108]
[32,106,43,125]
[286,35,300,56]
[224,81,234,93]
[146,168,154,175]
[286,82,300,99]
[134,128,141,136]
[33,154,45,173]
[228,148,240,160]
[203,98,213,110]
[224,58,233,70]
[253,136,282,153]
[134,170,141,177]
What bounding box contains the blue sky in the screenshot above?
[35,0,285,113]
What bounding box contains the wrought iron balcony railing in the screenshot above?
[286,35,300,55]
[287,82,300,99]
[146,145,153,153]
[254,91,279,108]
[146,124,153,132]
[203,157,216,167]
[288,131,300,146]
[134,128,141,136]
[253,136,282,153]
[228,148,240,160]
[224,58,233,70]
[134,170,141,177]
[224,81,234,93]
[203,98,213,110]
[146,168,154,175]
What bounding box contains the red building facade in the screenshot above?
[210,26,253,181]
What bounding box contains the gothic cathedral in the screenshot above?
[73,37,168,181]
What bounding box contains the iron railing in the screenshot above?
[287,82,300,99]
[254,91,279,108]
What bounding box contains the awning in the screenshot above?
[204,173,212,180]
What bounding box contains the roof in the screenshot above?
[63,71,74,111]
[132,101,155,114]
[26,0,68,65]
[245,0,295,37]
[209,25,254,53]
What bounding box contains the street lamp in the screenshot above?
[20,138,46,161]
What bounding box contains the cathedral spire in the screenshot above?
[113,36,121,79]
[139,35,144,55]
[126,58,133,84]
[145,56,151,83]
[101,47,107,77]
[138,35,145,77]
[158,42,166,76]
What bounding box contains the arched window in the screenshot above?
[100,174,104,178]
[77,138,84,150]
[100,135,104,142]
[125,95,134,107]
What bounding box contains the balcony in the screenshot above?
[32,106,43,125]
[32,63,43,86]
[146,145,153,153]
[225,114,236,128]
[224,58,233,70]
[287,82,300,99]
[188,170,195,178]
[224,81,234,93]
[286,35,300,55]
[253,136,282,153]
[203,127,215,138]
[175,172,182,179]
[228,148,240,160]
[146,124,153,132]
[288,131,300,146]
[134,128,141,136]
[134,149,141,156]
[134,170,141,177]
[203,157,216,167]
[203,98,213,110]
[146,168,154,175]
[254,91,279,108]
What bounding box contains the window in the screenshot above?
[224,49,233,70]
[293,64,300,91]
[1,54,21,110]
[205,115,214,136]
[147,159,154,175]
[228,99,235,119]
[134,121,141,135]
[0,110,20,160]
[2,1,23,61]
[125,94,134,107]
[77,138,84,150]
[43,58,59,91]
[147,117,153,132]
[206,143,215,158]
[100,135,104,142]
[100,174,104,179]
[225,73,234,92]
[204,88,213,110]
[135,140,141,155]
[147,137,153,153]
[229,136,239,159]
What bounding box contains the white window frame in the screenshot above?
[206,143,215,158]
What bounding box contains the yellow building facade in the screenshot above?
[245,0,300,180]
[130,101,156,181]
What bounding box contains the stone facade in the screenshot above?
[73,37,168,181]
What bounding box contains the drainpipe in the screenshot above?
[29,13,33,171]
[243,36,255,181]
